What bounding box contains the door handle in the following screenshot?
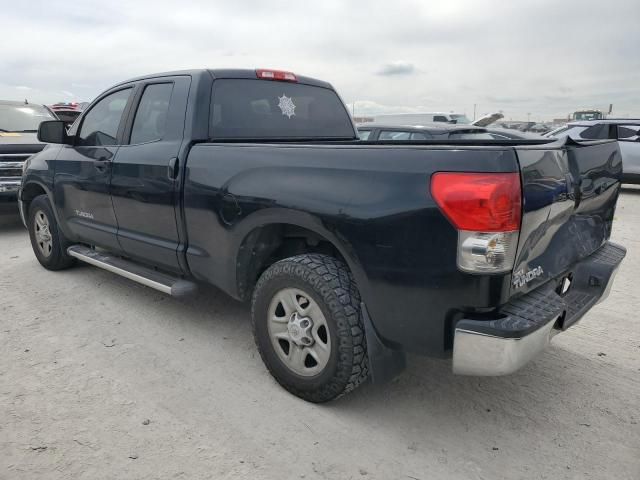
[168,157,179,180]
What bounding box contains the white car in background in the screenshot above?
[371,112,472,125]
[547,119,640,184]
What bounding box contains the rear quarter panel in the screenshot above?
[183,143,519,355]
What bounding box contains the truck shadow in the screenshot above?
[620,185,640,195]
[176,283,632,434]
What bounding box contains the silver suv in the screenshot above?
[547,119,640,184]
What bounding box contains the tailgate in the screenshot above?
[510,138,622,296]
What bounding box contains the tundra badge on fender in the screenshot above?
[74,210,94,219]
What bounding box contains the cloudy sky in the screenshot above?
[2,0,639,121]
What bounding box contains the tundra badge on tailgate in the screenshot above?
[512,266,544,289]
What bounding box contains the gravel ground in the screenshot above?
[1,189,639,480]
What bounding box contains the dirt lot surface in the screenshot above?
[1,189,639,480]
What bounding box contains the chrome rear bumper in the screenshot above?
[452,242,625,376]
[453,317,557,375]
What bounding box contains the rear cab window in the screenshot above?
[210,79,355,140]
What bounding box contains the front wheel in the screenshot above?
[251,254,368,402]
[27,195,75,271]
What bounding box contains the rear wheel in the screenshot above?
[27,195,75,270]
[251,254,368,402]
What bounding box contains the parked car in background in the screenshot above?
[546,119,640,184]
[0,100,53,200]
[527,123,552,134]
[371,112,472,125]
[484,128,548,140]
[357,123,495,140]
[357,125,546,142]
[48,102,84,126]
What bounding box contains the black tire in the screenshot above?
[251,254,368,402]
[27,195,76,271]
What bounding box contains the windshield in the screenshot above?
[574,111,602,121]
[546,125,574,138]
[0,104,55,132]
[450,114,471,124]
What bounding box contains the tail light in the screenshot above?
[431,172,521,273]
[256,69,297,82]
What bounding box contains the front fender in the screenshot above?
[20,145,66,234]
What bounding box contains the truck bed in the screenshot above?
[182,137,622,356]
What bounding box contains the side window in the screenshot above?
[578,123,612,140]
[617,125,640,141]
[433,116,448,122]
[358,130,371,140]
[490,133,510,140]
[77,88,132,146]
[130,83,174,144]
[379,130,411,140]
[410,132,430,140]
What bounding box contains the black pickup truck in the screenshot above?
[21,69,626,402]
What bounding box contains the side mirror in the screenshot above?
[37,120,69,144]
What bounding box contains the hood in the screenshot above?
[0,131,42,145]
[472,112,504,127]
[0,132,46,156]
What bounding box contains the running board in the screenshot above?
[67,245,197,297]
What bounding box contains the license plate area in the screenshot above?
[555,273,573,297]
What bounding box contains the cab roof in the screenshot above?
[113,68,332,90]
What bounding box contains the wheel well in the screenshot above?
[236,224,347,300]
[21,183,47,212]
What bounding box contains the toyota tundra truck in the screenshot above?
[20,69,626,402]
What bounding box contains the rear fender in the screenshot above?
[232,207,368,300]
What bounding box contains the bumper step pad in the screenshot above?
[459,242,626,339]
[452,242,626,376]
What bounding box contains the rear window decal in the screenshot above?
[277,94,296,119]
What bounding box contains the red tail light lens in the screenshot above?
[255,69,297,82]
[431,172,522,232]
